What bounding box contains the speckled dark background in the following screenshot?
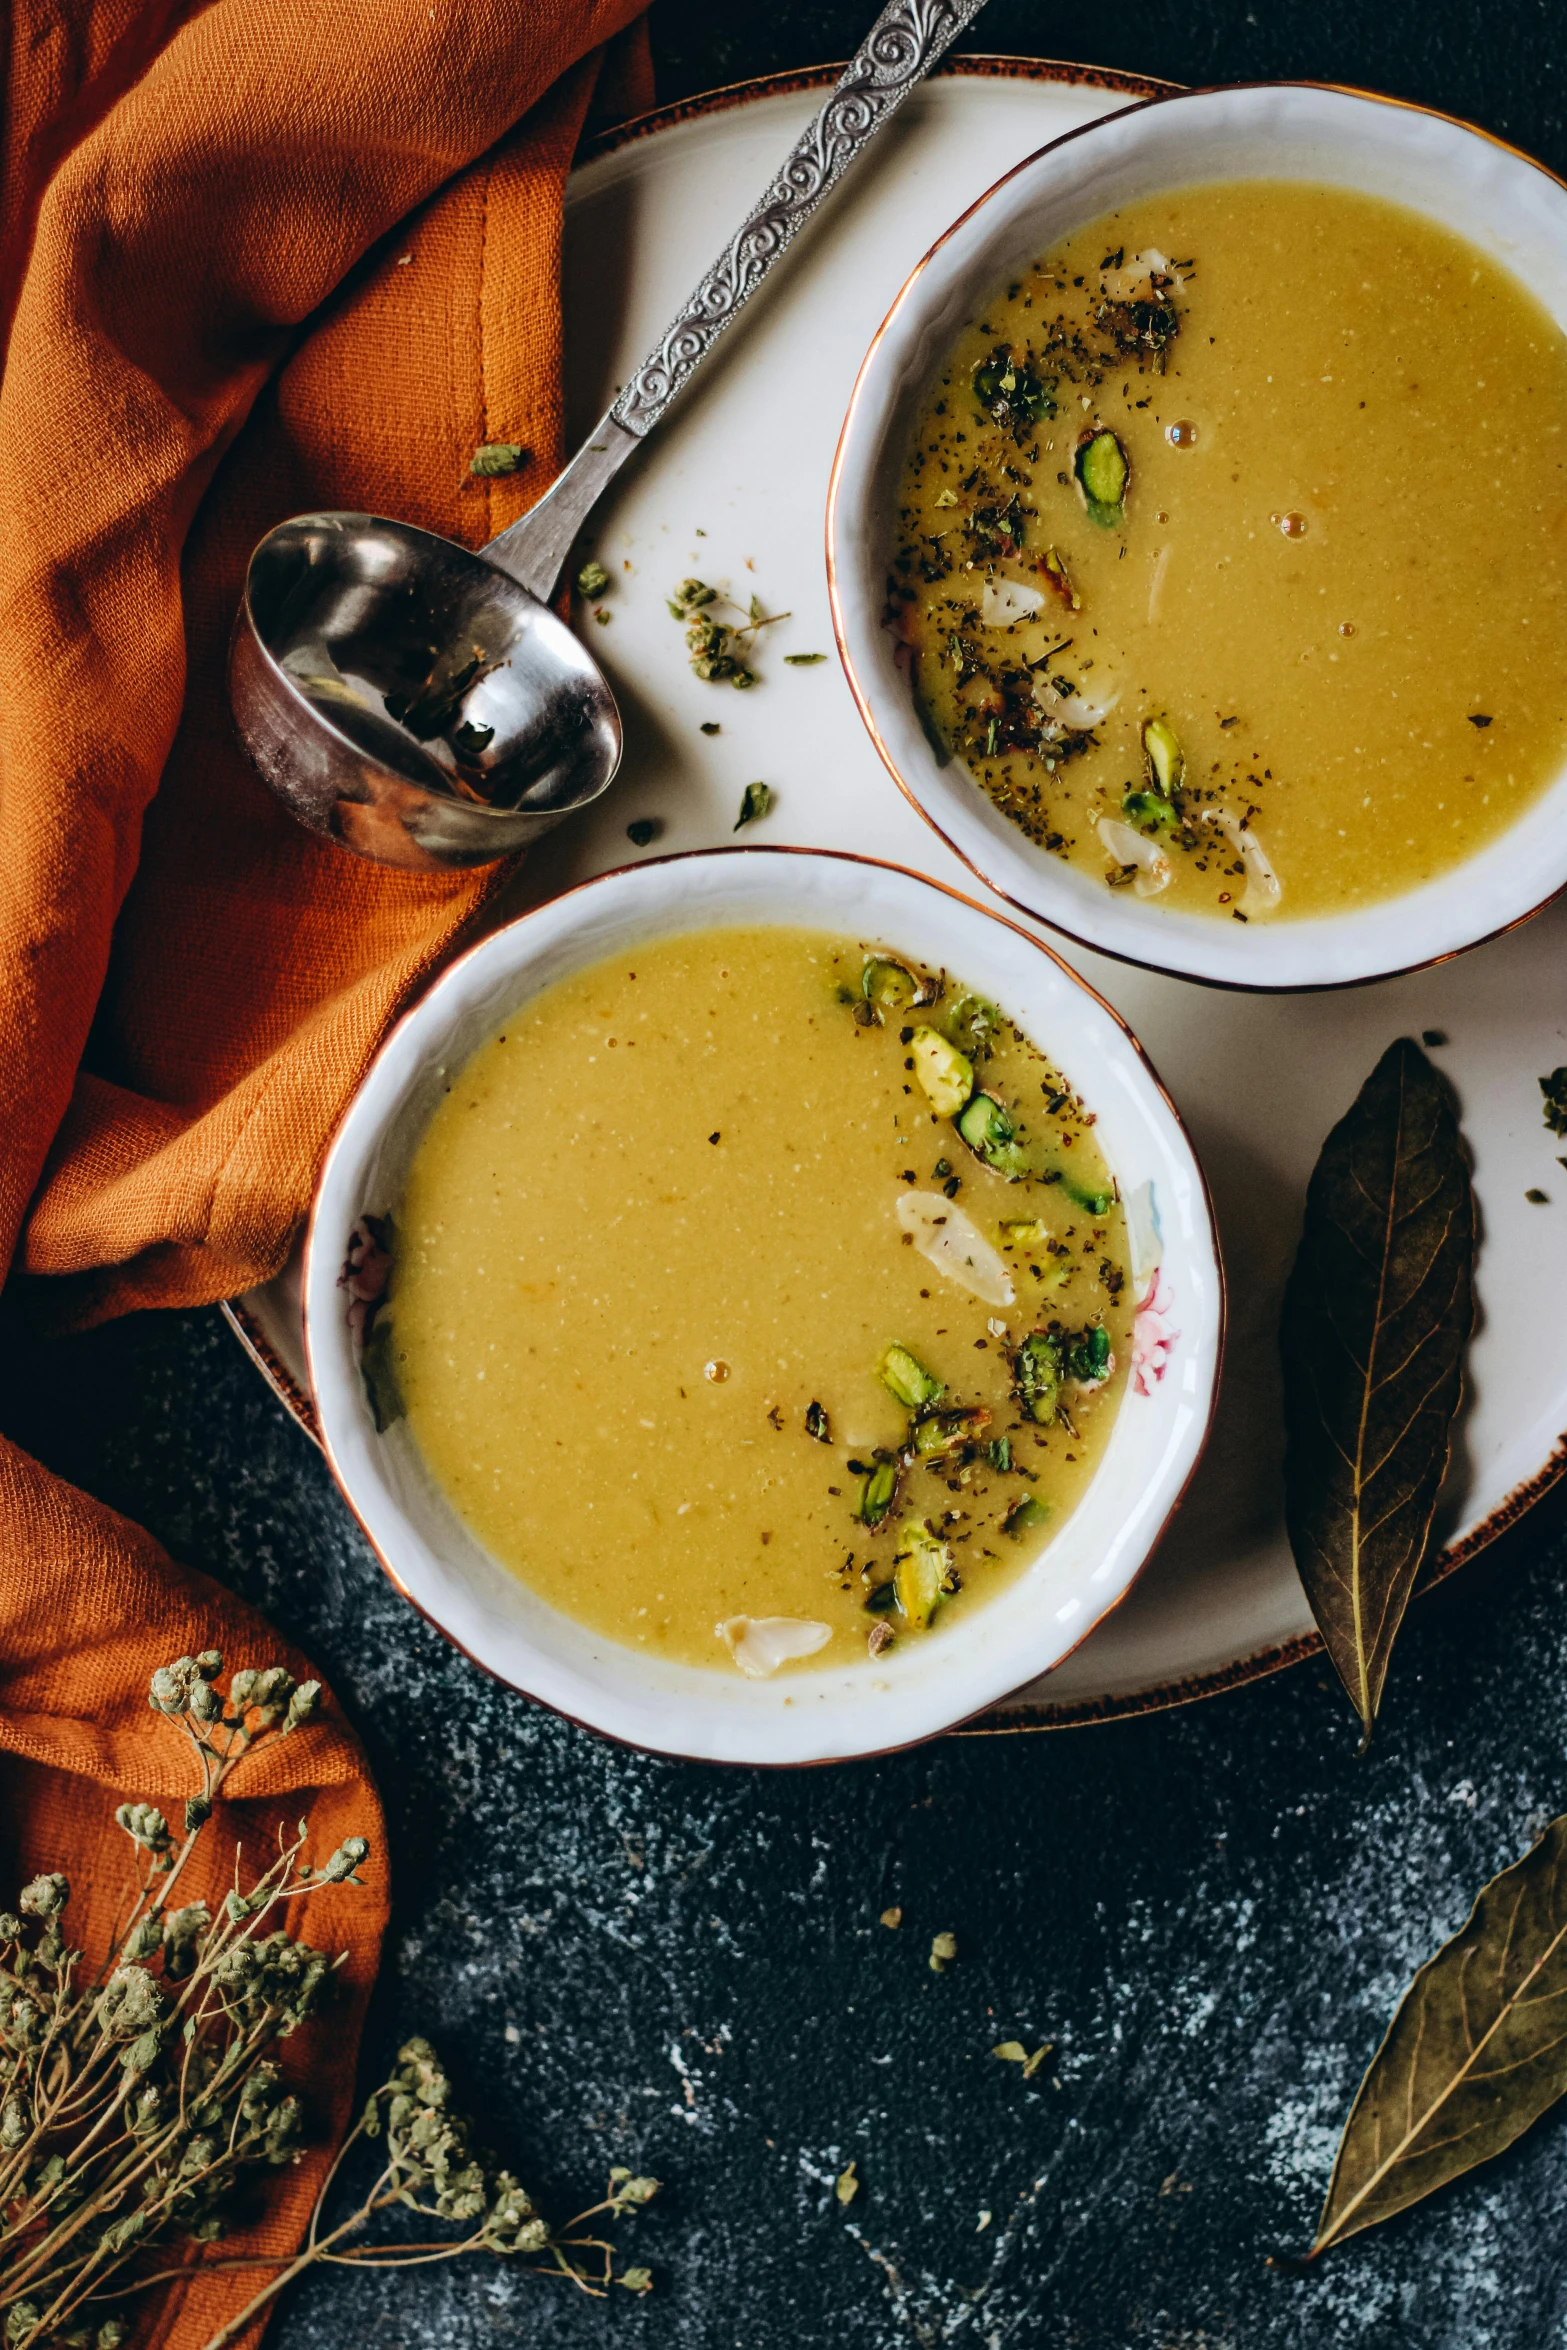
[8,6,1567,2345]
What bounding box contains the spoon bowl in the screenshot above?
[226,0,991,868]
[230,512,623,872]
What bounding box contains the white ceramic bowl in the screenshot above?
[305,849,1223,1764]
[828,81,1567,992]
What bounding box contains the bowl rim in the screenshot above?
[301,844,1227,1765]
[825,76,1567,996]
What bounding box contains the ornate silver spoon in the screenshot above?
[229,0,987,871]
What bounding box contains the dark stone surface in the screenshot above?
[10,1305,1567,2349]
[9,8,1567,2345]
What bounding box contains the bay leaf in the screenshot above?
[1315,1815,1567,2250]
[1280,1038,1474,1736]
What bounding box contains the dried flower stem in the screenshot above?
[0,1651,661,2350]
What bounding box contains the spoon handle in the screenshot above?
[483,0,990,599]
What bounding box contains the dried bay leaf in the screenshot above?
[1280,1038,1474,1736]
[1315,1816,1567,2250]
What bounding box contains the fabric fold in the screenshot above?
[0,3,653,2341]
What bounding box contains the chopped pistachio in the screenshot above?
[575,558,611,597]
[895,1522,952,1631]
[878,1344,944,1412]
[805,1400,832,1443]
[862,957,918,1013]
[986,1435,1012,1473]
[910,1025,974,1118]
[1075,427,1129,525]
[734,781,773,831]
[857,1458,901,1525]
[1000,1219,1051,1249]
[912,1407,991,1459]
[957,1091,1029,1180]
[1002,1493,1052,1540]
[1142,716,1184,797]
[1013,1332,1062,1423]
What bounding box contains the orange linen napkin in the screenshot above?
[0,0,652,2340]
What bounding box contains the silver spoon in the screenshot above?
[229,0,988,872]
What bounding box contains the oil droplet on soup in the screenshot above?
[890,182,1567,922]
[385,930,1134,1674]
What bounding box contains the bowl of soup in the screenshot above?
[304,849,1222,1763]
[827,82,1567,990]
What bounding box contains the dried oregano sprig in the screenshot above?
[196,2039,660,2347]
[0,1652,358,2350]
[0,1656,660,2350]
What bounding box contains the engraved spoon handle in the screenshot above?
[483,0,990,600]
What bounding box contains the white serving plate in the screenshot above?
[303,851,1221,1766]
[226,60,1567,1728]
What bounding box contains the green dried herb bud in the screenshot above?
[674,578,715,608]
[131,2085,165,2135]
[212,1943,259,1992]
[6,2304,40,2343]
[615,2174,660,2205]
[96,2318,129,2349]
[116,1802,172,1852]
[195,1649,223,1676]
[515,2217,551,2253]
[105,1965,165,2030]
[284,1680,322,1732]
[0,1914,20,1940]
[470,442,526,477]
[19,1874,68,1918]
[189,1679,222,1724]
[184,1793,212,1834]
[224,1891,253,1923]
[122,1915,162,1964]
[319,1835,370,1885]
[119,2029,161,2076]
[228,1668,260,1710]
[162,1905,209,1979]
[619,2266,654,2294]
[100,2208,147,2254]
[0,2098,27,2149]
[576,559,610,598]
[148,1664,189,1715]
[252,1666,295,1709]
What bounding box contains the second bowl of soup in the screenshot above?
[828,81,1567,990]
[305,850,1222,1764]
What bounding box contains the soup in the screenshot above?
[891,181,1567,922]
[371,928,1135,1676]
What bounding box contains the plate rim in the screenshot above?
[220,50,1567,1734]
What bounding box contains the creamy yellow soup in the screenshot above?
[892,182,1567,921]
[375,929,1132,1675]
